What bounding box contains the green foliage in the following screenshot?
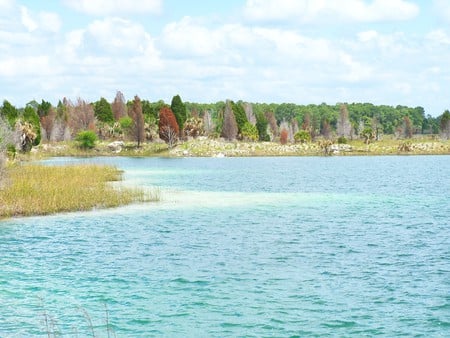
[1,100,18,127]
[337,136,347,144]
[142,100,161,121]
[75,130,98,149]
[37,100,52,117]
[23,106,41,146]
[171,95,187,133]
[6,143,16,159]
[294,130,312,143]
[241,122,259,141]
[255,112,269,141]
[440,110,450,139]
[94,97,114,123]
[360,127,375,144]
[119,116,133,130]
[231,101,248,133]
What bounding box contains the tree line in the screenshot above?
[1,92,450,156]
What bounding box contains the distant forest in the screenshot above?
[1,92,450,153]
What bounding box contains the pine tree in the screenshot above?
[170,95,187,135]
[94,97,114,123]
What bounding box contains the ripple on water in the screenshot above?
[1,156,450,336]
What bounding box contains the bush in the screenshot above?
[119,116,133,130]
[294,130,311,143]
[241,122,259,141]
[337,136,347,144]
[75,130,98,149]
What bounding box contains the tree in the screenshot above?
[171,95,187,135]
[231,101,248,136]
[40,106,56,142]
[112,91,127,121]
[37,100,52,118]
[0,115,14,177]
[337,104,352,139]
[243,102,256,125]
[265,111,278,140]
[202,110,215,136]
[129,95,145,147]
[440,110,450,140]
[23,105,41,146]
[69,98,95,136]
[294,130,311,143]
[94,97,114,123]
[321,118,332,139]
[1,100,18,127]
[280,129,288,144]
[159,106,179,148]
[255,111,269,141]
[184,117,204,138]
[241,122,259,141]
[15,121,37,152]
[403,115,413,138]
[221,100,238,141]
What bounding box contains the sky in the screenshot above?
[1,0,450,116]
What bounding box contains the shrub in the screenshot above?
[337,136,347,144]
[119,116,133,130]
[75,130,98,149]
[241,122,259,142]
[294,130,311,143]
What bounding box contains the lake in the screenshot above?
[1,156,449,336]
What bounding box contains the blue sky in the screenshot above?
[1,0,450,116]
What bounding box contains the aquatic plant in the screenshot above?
[0,164,158,218]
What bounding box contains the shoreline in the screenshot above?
[28,138,450,158]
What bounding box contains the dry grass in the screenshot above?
[0,164,158,218]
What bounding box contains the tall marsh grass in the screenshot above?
[0,164,158,218]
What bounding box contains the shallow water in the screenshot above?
[1,156,449,336]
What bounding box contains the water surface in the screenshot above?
[1,156,449,336]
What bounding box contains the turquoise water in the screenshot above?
[1,156,449,336]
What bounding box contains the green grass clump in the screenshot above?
[0,164,157,218]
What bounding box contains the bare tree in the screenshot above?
[112,91,127,121]
[202,110,215,136]
[69,98,96,136]
[265,111,278,139]
[243,102,256,125]
[160,125,178,149]
[0,116,13,182]
[337,104,352,139]
[221,100,238,141]
[129,95,145,147]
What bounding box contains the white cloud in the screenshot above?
[0,0,14,11]
[20,6,61,33]
[427,29,450,45]
[20,6,37,32]
[64,0,162,16]
[39,12,62,33]
[434,0,450,22]
[244,0,419,23]
[0,55,53,77]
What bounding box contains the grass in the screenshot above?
[0,164,159,218]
